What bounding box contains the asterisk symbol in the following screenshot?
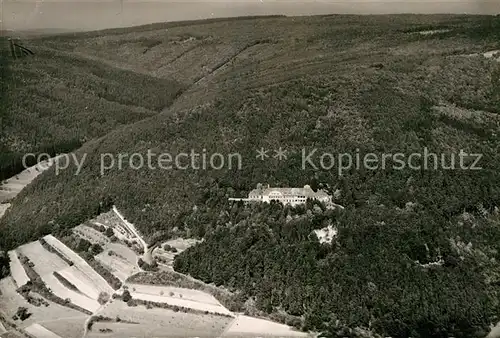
[274,147,287,160]
[256,148,269,160]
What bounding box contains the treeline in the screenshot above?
[0,38,11,147]
[52,271,80,292]
[114,290,233,318]
[0,251,9,279]
[128,270,245,313]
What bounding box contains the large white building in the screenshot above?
[229,184,334,207]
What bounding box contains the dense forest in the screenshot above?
[174,199,500,337]
[0,15,499,337]
[0,44,184,180]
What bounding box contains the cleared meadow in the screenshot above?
[38,316,87,338]
[88,300,233,338]
[119,284,232,316]
[8,250,30,288]
[0,277,86,330]
[43,235,113,296]
[25,323,63,338]
[223,315,309,337]
[73,224,110,246]
[95,243,140,282]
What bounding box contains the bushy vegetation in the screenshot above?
[0,251,9,279]
[128,270,245,312]
[1,14,500,338]
[12,307,31,321]
[137,258,158,272]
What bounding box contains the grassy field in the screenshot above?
[0,13,500,338]
[88,299,234,338]
[25,323,63,338]
[95,243,140,282]
[43,235,114,298]
[0,277,86,330]
[0,38,184,181]
[39,317,86,338]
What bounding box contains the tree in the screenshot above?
[105,227,114,238]
[122,290,132,302]
[90,243,103,255]
[77,239,91,252]
[14,307,31,321]
[0,251,10,279]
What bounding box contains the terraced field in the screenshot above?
[17,241,101,313]
[43,235,113,296]
[95,243,140,282]
[223,315,309,337]
[0,277,86,330]
[7,250,29,288]
[73,224,110,246]
[123,283,232,316]
[87,300,234,338]
[38,317,87,338]
[25,323,63,338]
[17,241,69,277]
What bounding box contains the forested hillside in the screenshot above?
[0,41,183,181]
[0,14,500,337]
[174,200,500,338]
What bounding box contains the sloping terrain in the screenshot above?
[0,38,184,181]
[0,14,500,338]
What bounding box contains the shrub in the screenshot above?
[122,290,132,302]
[98,292,110,305]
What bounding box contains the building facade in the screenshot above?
[230,184,333,207]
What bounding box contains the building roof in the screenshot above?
[249,185,331,199]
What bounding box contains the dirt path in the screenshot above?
[112,206,148,255]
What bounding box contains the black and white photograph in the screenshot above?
[0,0,500,337]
